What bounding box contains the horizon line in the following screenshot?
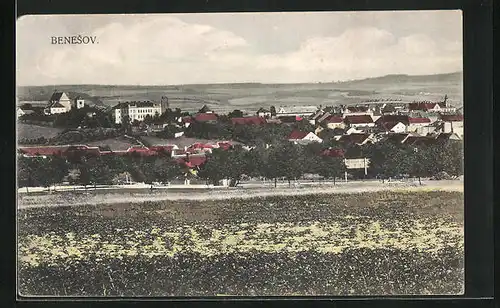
[17,71,463,88]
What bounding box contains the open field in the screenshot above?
[17,188,464,296]
[86,136,139,151]
[17,180,463,209]
[17,123,63,141]
[17,72,462,113]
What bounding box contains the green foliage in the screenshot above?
[53,106,112,129]
[17,155,69,188]
[48,128,122,145]
[198,148,247,186]
[227,110,244,118]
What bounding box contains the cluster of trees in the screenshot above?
[199,140,463,187]
[183,120,315,145]
[348,141,463,183]
[19,112,55,124]
[47,128,123,145]
[17,137,462,191]
[199,143,346,187]
[18,137,48,145]
[52,106,114,129]
[17,153,183,191]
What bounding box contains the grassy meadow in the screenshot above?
[17,190,464,297]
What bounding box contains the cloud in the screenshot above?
[255,27,462,82]
[17,16,462,85]
[18,16,250,85]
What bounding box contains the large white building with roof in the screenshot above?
[112,101,162,124]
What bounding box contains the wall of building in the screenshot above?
[326,122,345,130]
[444,122,464,136]
[50,107,67,114]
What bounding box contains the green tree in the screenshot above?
[153,158,182,184]
[317,156,346,184]
[27,156,69,191]
[440,142,463,177]
[75,156,115,189]
[259,142,290,188]
[144,114,154,125]
[292,119,315,132]
[198,152,226,186]
[228,109,244,118]
[17,156,39,192]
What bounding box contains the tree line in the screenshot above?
[17,138,462,191]
[17,152,183,191]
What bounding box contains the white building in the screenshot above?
[342,106,374,117]
[288,131,323,144]
[17,107,26,118]
[384,122,407,133]
[440,115,464,137]
[44,92,85,115]
[325,116,345,130]
[256,108,272,118]
[113,101,162,124]
[277,106,319,117]
[344,115,376,128]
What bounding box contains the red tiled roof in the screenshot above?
[344,115,373,124]
[288,130,309,140]
[382,122,403,130]
[339,133,371,144]
[189,143,214,149]
[408,102,439,111]
[176,155,207,168]
[320,148,345,157]
[376,115,409,125]
[19,145,104,157]
[277,116,298,123]
[384,133,410,144]
[346,106,368,112]
[326,116,343,123]
[217,142,233,150]
[182,116,195,123]
[149,145,176,153]
[126,147,157,156]
[409,117,431,124]
[440,114,463,122]
[194,113,218,122]
[19,146,69,156]
[231,116,266,125]
[403,136,436,146]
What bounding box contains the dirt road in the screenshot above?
[17,180,463,210]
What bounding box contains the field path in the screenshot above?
[17,180,463,210]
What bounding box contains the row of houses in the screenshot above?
[18,90,459,123]
[17,141,235,171]
[287,129,462,148]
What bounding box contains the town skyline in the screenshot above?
[17,11,462,86]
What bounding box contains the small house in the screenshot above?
[288,130,323,144]
[256,108,272,118]
[344,115,375,128]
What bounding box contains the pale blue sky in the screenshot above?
[17,11,462,85]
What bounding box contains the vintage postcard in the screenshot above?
[16,11,464,297]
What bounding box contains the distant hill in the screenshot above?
[342,72,463,85]
[16,71,462,111]
[17,86,105,106]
